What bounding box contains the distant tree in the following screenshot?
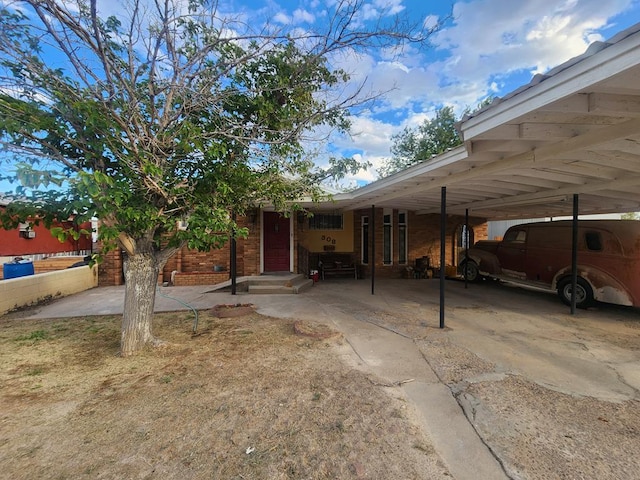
[378,106,461,178]
[0,0,439,355]
[379,97,495,178]
[621,212,640,220]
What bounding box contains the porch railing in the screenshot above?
[297,244,310,277]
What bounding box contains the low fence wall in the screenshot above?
[0,265,98,315]
[33,256,87,274]
[171,271,230,286]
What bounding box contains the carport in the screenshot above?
[328,23,640,322]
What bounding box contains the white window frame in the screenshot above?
[361,215,369,265]
[398,210,407,265]
[383,209,392,265]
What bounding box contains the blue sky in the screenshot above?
[2,0,640,192]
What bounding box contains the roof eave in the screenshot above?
[460,23,640,141]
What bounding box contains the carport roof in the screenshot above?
[318,23,640,220]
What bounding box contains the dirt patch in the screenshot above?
[0,311,449,479]
[417,328,640,480]
[210,303,255,318]
[293,320,341,340]
[418,336,496,385]
[464,375,640,479]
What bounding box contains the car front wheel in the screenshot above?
[557,277,594,309]
[462,261,480,282]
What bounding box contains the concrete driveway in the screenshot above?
[307,278,640,478]
[293,278,640,401]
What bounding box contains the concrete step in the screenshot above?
[248,274,314,294]
[247,274,302,286]
[292,277,314,293]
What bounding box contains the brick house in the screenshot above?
[98,205,488,287]
[98,22,640,287]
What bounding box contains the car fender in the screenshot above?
[464,248,501,276]
[552,266,633,306]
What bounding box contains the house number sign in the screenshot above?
[321,235,337,245]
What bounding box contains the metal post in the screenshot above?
[440,187,446,329]
[571,194,579,314]
[464,208,469,289]
[230,212,237,295]
[371,205,375,295]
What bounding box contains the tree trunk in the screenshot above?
[120,251,160,356]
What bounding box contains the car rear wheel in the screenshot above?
[462,261,480,282]
[557,277,594,309]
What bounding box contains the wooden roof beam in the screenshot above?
[588,93,640,116]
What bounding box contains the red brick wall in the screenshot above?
[99,217,262,287]
[98,248,124,286]
[172,271,231,286]
[160,217,261,283]
[353,209,488,279]
[33,257,86,273]
[164,248,230,277]
[97,210,487,286]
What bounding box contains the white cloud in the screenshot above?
[344,115,398,158]
[431,0,634,90]
[273,11,291,24]
[272,7,316,25]
[374,0,406,16]
[327,113,409,183]
[293,8,315,24]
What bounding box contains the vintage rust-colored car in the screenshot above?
[460,220,640,308]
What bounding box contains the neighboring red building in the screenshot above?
[0,199,93,258]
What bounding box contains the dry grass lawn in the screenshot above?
[0,309,449,479]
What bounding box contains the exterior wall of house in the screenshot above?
[297,211,354,253]
[98,217,262,287]
[97,209,488,286]
[243,215,261,276]
[353,209,488,279]
[98,248,125,286]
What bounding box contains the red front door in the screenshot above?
[263,212,291,272]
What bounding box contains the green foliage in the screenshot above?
[379,106,462,178]
[27,367,45,376]
[0,1,404,259]
[378,97,494,179]
[15,329,49,342]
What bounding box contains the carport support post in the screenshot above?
[571,194,579,314]
[440,187,446,328]
[230,212,237,295]
[371,204,375,295]
[464,208,469,289]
